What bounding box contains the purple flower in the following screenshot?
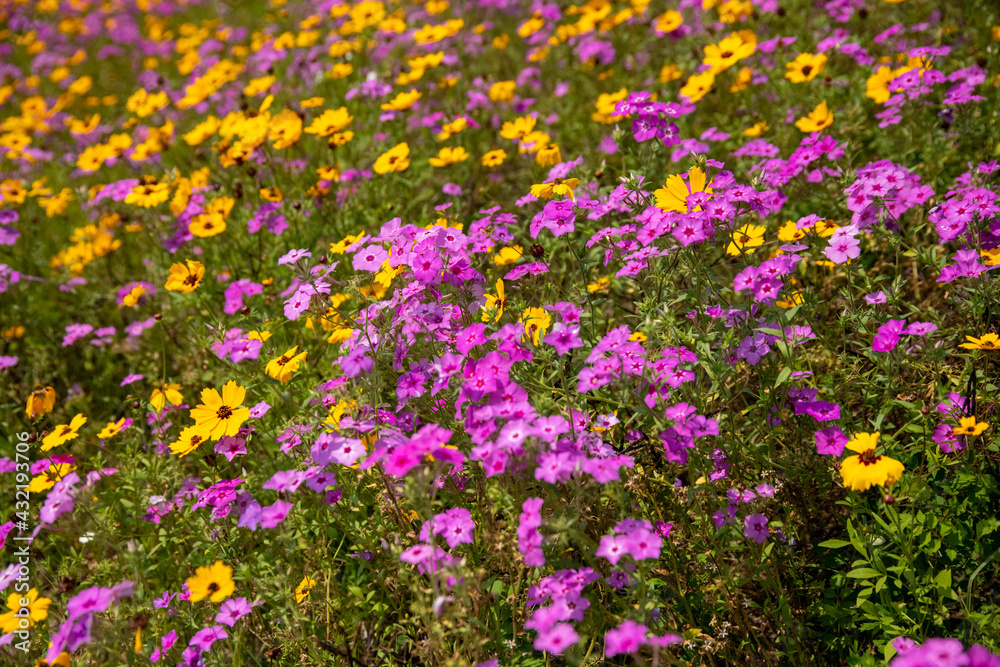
[259,500,292,528]
[66,586,115,619]
[215,597,260,627]
[189,625,228,651]
[744,514,769,544]
[533,623,579,655]
[278,248,311,265]
[120,373,143,386]
[736,333,770,366]
[815,427,848,455]
[605,620,648,657]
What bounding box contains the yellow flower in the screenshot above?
[655,9,682,32]
[493,246,523,266]
[480,278,506,323]
[839,432,905,492]
[488,80,516,102]
[266,346,308,383]
[481,149,507,167]
[726,223,766,255]
[777,220,806,242]
[380,89,421,111]
[41,413,87,451]
[97,417,127,440]
[953,416,989,437]
[28,463,76,493]
[730,66,754,92]
[295,576,316,603]
[520,307,552,345]
[260,186,283,202]
[189,381,251,441]
[743,120,768,137]
[305,107,353,136]
[530,178,578,200]
[795,101,834,133]
[125,179,170,208]
[785,53,827,83]
[659,64,683,83]
[373,142,410,175]
[703,34,755,75]
[26,385,56,419]
[500,116,536,140]
[0,589,51,634]
[866,65,897,104]
[959,333,1000,350]
[125,88,168,117]
[122,285,146,308]
[151,383,184,412]
[268,109,303,149]
[654,166,712,213]
[535,144,561,166]
[186,561,235,603]
[169,425,210,457]
[428,146,469,167]
[164,260,205,293]
[680,71,715,102]
[189,214,226,238]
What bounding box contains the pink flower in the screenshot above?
[533,623,579,655]
[605,619,648,657]
[744,513,769,544]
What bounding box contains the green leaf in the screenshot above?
[774,366,792,388]
[817,539,851,549]
[847,568,882,579]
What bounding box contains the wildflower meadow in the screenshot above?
[3,0,1000,664]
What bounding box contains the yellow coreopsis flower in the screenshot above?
[97,417,128,440]
[520,307,552,345]
[266,346,308,383]
[535,144,561,166]
[655,9,682,33]
[530,178,579,200]
[151,383,184,412]
[839,432,905,492]
[373,142,410,174]
[428,146,469,167]
[189,381,251,441]
[295,576,316,603]
[305,107,353,136]
[481,149,507,167]
[164,260,205,293]
[480,278,506,323]
[493,246,523,265]
[41,413,87,451]
[654,166,712,213]
[726,223,766,255]
[380,89,421,111]
[28,463,77,493]
[186,561,235,603]
[488,80,516,102]
[703,34,755,75]
[795,101,834,133]
[121,285,146,308]
[785,53,827,83]
[26,385,56,419]
[500,116,536,140]
[959,333,1000,350]
[169,424,210,457]
[953,416,989,437]
[0,589,51,634]
[680,71,715,102]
